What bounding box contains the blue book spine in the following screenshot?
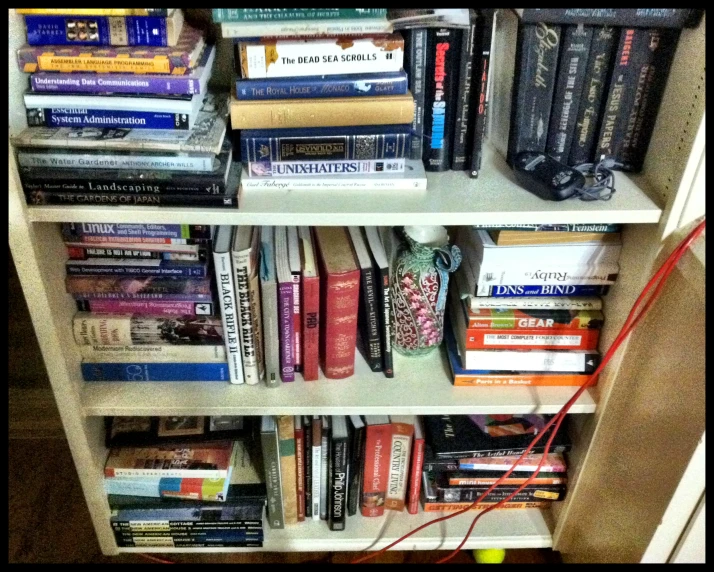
[486,285,611,297]
[26,108,190,130]
[63,223,211,240]
[82,362,230,382]
[241,125,411,162]
[24,15,170,47]
[66,261,208,278]
[235,71,409,100]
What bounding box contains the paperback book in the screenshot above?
[247,158,406,178]
[212,8,387,22]
[81,362,230,382]
[220,19,393,39]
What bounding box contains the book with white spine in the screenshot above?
[80,344,226,363]
[247,158,406,177]
[222,19,393,39]
[24,91,203,115]
[466,296,603,311]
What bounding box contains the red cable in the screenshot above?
[138,553,175,564]
[353,219,706,565]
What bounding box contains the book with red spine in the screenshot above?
[385,415,414,512]
[360,415,392,517]
[299,226,320,381]
[287,226,303,373]
[294,415,305,522]
[407,417,425,514]
[314,227,360,379]
[465,327,600,351]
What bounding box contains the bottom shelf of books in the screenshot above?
[102,414,568,552]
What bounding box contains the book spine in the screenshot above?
[311,417,322,521]
[213,8,386,22]
[65,262,206,278]
[233,250,260,385]
[406,433,425,514]
[467,295,603,310]
[73,292,214,302]
[329,432,349,531]
[452,372,591,387]
[291,270,302,373]
[77,299,215,317]
[545,25,594,162]
[469,8,495,178]
[483,284,610,297]
[422,460,459,472]
[25,189,237,207]
[465,328,600,351]
[278,282,295,382]
[568,26,618,166]
[214,245,244,385]
[619,28,680,172]
[385,423,412,511]
[67,246,195,261]
[422,501,549,512]
[239,37,404,79]
[240,173,427,191]
[18,9,169,16]
[301,274,320,381]
[103,477,226,500]
[24,15,172,47]
[277,415,298,525]
[347,424,365,516]
[319,421,330,520]
[361,423,392,517]
[105,461,231,480]
[247,158,405,177]
[236,72,408,101]
[65,223,211,241]
[17,151,214,172]
[247,258,266,384]
[462,349,599,373]
[294,421,305,522]
[304,418,313,518]
[115,539,262,548]
[26,107,191,130]
[472,223,621,232]
[507,22,562,164]
[440,443,569,460]
[260,280,281,387]
[82,362,230,382]
[467,308,603,329]
[221,19,393,39]
[422,27,462,172]
[359,265,382,371]
[379,266,394,378]
[231,96,415,130]
[260,422,285,529]
[449,475,567,486]
[451,11,478,170]
[80,343,225,362]
[405,28,428,160]
[241,131,410,162]
[322,270,361,379]
[30,72,201,95]
[474,265,619,295]
[515,8,698,28]
[436,486,565,503]
[66,276,212,296]
[112,521,263,530]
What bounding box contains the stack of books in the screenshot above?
[65,223,231,382]
[495,8,703,172]
[12,8,237,208]
[104,415,267,548]
[421,414,570,512]
[216,8,427,192]
[448,224,621,386]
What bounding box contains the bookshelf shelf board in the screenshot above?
[115,508,553,553]
[81,348,597,416]
[25,143,662,226]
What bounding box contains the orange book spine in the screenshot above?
[452,372,593,387]
[422,501,550,512]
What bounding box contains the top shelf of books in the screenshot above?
[24,143,662,226]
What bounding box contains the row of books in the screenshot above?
[447,223,622,386]
[499,9,703,172]
[12,8,237,208]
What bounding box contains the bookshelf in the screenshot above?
[7,9,706,561]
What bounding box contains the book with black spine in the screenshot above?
[469,8,495,178]
[568,26,617,166]
[404,28,428,161]
[451,9,478,170]
[422,26,462,171]
[507,20,562,165]
[260,416,284,529]
[348,226,382,372]
[347,415,365,516]
[329,415,349,531]
[303,416,313,519]
[364,226,394,378]
[545,25,594,163]
[213,225,244,385]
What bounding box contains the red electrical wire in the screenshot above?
[138,553,175,564]
[353,218,706,565]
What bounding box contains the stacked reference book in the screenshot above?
[492,8,703,172]
[12,8,236,208]
[104,415,267,548]
[448,224,621,386]
[216,8,427,191]
[421,414,570,511]
[65,222,231,382]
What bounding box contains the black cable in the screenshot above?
[571,157,621,201]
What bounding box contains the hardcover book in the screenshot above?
[232,226,264,385]
[489,229,621,246]
[303,416,313,518]
[361,416,391,517]
[466,296,603,311]
[17,9,171,16]
[259,226,281,387]
[364,226,394,377]
[471,223,621,233]
[275,227,295,382]
[82,362,230,382]
[17,24,205,74]
[276,415,298,525]
[458,451,568,472]
[27,187,238,208]
[80,344,225,363]
[247,158,405,178]
[469,8,495,178]
[260,416,285,528]
[406,416,425,514]
[104,475,231,502]
[403,28,428,160]
[329,415,349,531]
[385,416,414,511]
[314,227,361,379]
[513,8,703,28]
[425,473,566,503]
[451,9,478,170]
[294,416,305,522]
[213,225,244,385]
[287,227,303,373]
[466,307,604,330]
[423,414,571,459]
[212,9,387,22]
[299,227,320,381]
[221,19,393,39]
[347,415,365,516]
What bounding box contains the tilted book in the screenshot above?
[276,416,297,525]
[287,227,302,373]
[385,416,414,511]
[213,225,244,385]
[259,226,281,387]
[299,227,320,381]
[314,227,361,379]
[275,227,295,382]
[260,416,285,528]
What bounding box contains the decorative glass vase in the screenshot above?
[391,225,461,356]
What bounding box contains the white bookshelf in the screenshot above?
[7,9,706,560]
